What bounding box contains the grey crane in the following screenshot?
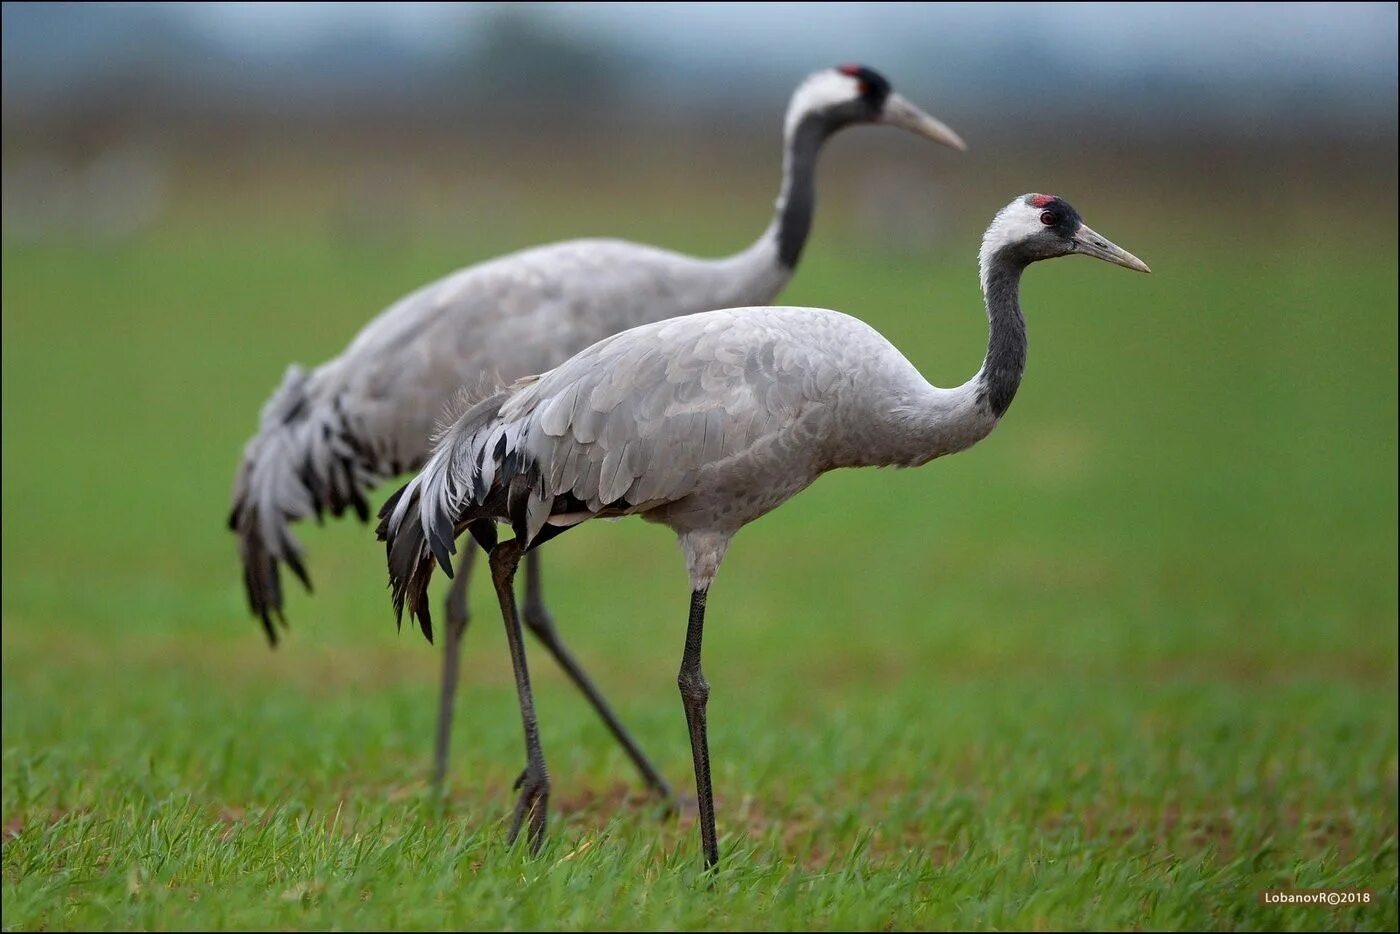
[228,64,964,798]
[378,193,1150,866]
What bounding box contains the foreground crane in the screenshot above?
[229,65,964,797]
[379,194,1150,866]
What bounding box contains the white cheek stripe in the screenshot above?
[977,197,1043,290]
[784,70,862,138]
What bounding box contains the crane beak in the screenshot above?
[1072,223,1151,273]
[879,92,967,151]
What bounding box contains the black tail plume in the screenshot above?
[230,364,379,644]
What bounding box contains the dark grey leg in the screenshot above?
[677,588,718,868]
[490,539,549,853]
[521,552,674,803]
[431,546,475,793]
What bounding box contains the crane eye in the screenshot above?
[1039,211,1056,226]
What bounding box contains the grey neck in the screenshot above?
[704,113,831,307]
[977,250,1029,419]
[772,114,829,269]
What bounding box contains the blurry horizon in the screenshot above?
[3,2,1397,249]
[4,2,1397,129]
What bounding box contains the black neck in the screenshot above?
[978,250,1029,419]
[773,114,829,269]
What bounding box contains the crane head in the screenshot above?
[785,64,966,151]
[980,194,1151,274]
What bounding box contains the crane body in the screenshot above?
[380,194,1151,866]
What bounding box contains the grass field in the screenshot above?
[2,186,1397,930]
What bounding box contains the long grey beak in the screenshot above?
[1073,223,1151,273]
[879,92,967,151]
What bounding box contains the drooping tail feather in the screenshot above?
[377,389,513,642]
[229,364,380,644]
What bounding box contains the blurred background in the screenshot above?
[3,1,1397,245]
[1,4,1396,927]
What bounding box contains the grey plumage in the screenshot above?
[228,64,964,643]
[378,194,1151,866]
[379,305,962,623]
[230,239,777,639]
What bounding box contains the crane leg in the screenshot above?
[431,546,476,794]
[491,538,550,853]
[677,588,718,868]
[521,552,675,806]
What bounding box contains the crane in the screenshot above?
[378,194,1150,866]
[229,65,965,798]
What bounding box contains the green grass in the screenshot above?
[2,198,1396,929]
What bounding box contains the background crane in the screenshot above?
[379,193,1150,865]
[228,64,965,796]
